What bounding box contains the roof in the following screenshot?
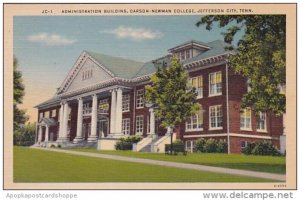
[39,117,57,126]
[86,51,144,79]
[168,40,211,52]
[181,40,231,65]
[35,97,60,109]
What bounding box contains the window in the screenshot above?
[82,69,93,80]
[210,105,222,129]
[44,111,50,118]
[39,112,43,120]
[185,140,194,152]
[136,89,144,108]
[209,71,222,96]
[240,108,252,130]
[186,49,191,59]
[256,112,267,132]
[186,111,203,131]
[247,79,251,92]
[51,109,57,117]
[122,118,130,135]
[136,115,144,135]
[180,51,185,60]
[241,141,248,150]
[190,76,203,98]
[122,94,130,112]
[98,99,109,114]
[83,103,91,114]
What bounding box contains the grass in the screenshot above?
[67,148,286,174]
[14,146,273,182]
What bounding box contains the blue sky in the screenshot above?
[13,16,240,122]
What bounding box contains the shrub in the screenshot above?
[57,144,61,148]
[13,123,36,146]
[241,142,256,155]
[194,138,206,152]
[203,138,218,153]
[50,144,56,148]
[251,141,280,156]
[115,135,143,150]
[173,140,184,145]
[216,139,228,153]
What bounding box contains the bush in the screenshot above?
[242,141,281,156]
[241,142,256,155]
[251,141,280,156]
[173,140,184,145]
[50,144,56,148]
[216,139,228,153]
[115,135,143,150]
[194,138,206,152]
[203,139,218,153]
[13,123,36,146]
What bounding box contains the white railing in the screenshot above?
[132,135,153,152]
[151,133,176,153]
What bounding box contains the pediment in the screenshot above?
[57,52,115,94]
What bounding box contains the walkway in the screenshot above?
[32,147,285,181]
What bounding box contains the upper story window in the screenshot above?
[122,118,130,135]
[83,103,92,115]
[186,111,203,131]
[190,76,203,98]
[177,49,193,61]
[136,89,144,108]
[209,71,222,96]
[240,108,252,130]
[136,115,144,135]
[122,94,130,112]
[82,69,93,81]
[51,109,57,118]
[98,99,109,114]
[256,112,267,132]
[209,105,222,130]
[44,111,50,118]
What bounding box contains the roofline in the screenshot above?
[168,41,211,52]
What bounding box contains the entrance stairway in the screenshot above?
[139,136,162,152]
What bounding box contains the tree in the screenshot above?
[14,122,36,146]
[13,57,28,132]
[196,15,286,115]
[145,57,201,154]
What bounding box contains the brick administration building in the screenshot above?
[35,40,285,153]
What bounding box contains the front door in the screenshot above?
[98,118,108,138]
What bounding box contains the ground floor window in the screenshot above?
[240,141,248,150]
[256,112,267,132]
[185,140,194,152]
[122,118,130,135]
[186,111,203,131]
[136,115,144,135]
[240,107,251,130]
[209,105,222,129]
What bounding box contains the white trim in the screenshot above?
[209,127,223,131]
[184,133,228,138]
[185,128,204,132]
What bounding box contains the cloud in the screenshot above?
[102,26,163,41]
[27,33,76,46]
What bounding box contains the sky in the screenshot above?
[13,15,241,123]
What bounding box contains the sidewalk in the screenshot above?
[32,147,285,181]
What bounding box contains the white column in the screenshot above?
[110,89,116,134]
[74,98,83,143]
[88,94,98,142]
[149,108,155,135]
[45,126,49,142]
[115,88,123,134]
[58,103,64,139]
[38,126,42,142]
[61,101,69,141]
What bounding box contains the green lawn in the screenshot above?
[14,146,273,182]
[67,148,286,174]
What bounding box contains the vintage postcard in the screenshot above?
[3,3,296,190]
